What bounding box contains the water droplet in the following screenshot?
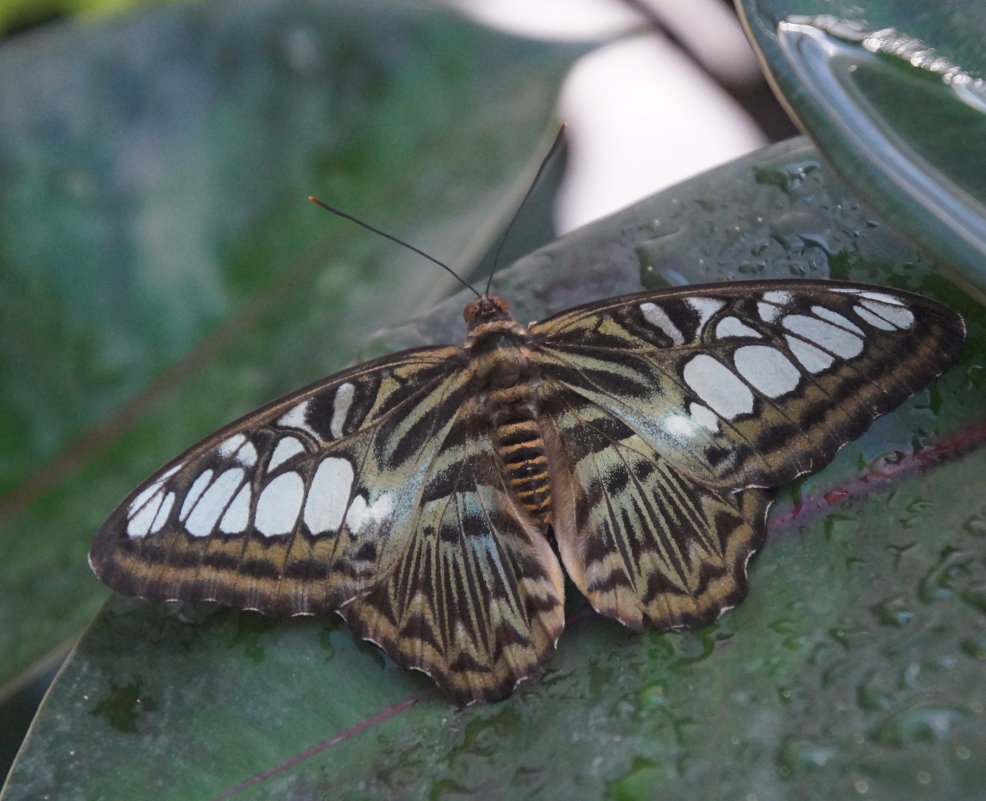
[858,671,896,711]
[963,513,986,537]
[752,159,822,193]
[960,637,986,660]
[871,596,914,627]
[919,547,974,603]
[960,584,986,614]
[604,757,669,801]
[866,450,906,479]
[778,738,838,777]
[768,211,836,258]
[823,513,859,546]
[872,706,965,746]
[91,678,157,734]
[637,683,667,711]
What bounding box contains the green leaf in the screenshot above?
[737,0,986,295]
[5,134,984,800]
[0,0,582,718]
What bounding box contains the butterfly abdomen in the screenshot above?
[492,392,552,525]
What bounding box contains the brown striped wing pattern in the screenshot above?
[91,279,965,704]
[531,281,964,630]
[91,345,565,705]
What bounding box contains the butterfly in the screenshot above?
[90,278,964,705]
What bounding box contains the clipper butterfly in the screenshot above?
[90,274,964,704]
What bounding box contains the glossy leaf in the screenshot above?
[737,0,986,295]
[4,136,984,801]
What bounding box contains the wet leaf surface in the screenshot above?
[738,0,986,296]
[4,134,984,800]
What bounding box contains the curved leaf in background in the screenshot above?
[3,137,984,800]
[0,0,583,711]
[737,0,986,296]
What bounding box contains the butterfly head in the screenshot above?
[464,294,514,329]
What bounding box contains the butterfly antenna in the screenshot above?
[308,196,481,299]
[484,124,567,296]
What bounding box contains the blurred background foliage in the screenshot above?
[1,1,983,799]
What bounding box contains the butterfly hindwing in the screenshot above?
[542,387,771,631]
[340,429,565,704]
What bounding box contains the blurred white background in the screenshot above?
[447,0,784,232]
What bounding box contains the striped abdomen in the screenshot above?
[491,389,552,526]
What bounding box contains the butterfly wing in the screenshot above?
[541,388,771,630]
[532,280,964,628]
[534,280,964,490]
[339,425,564,705]
[91,344,565,704]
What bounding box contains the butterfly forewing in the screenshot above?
[91,345,465,613]
[533,281,964,489]
[91,278,964,704]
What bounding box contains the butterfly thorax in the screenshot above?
[464,296,552,527]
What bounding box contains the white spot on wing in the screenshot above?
[345,495,369,532]
[217,435,257,467]
[640,302,685,345]
[330,382,355,439]
[757,302,783,324]
[269,436,305,471]
[277,401,319,438]
[683,354,755,419]
[762,290,792,305]
[783,314,864,358]
[854,304,896,331]
[180,469,214,521]
[127,464,181,517]
[833,288,907,306]
[811,305,864,335]
[758,290,792,324]
[785,335,835,372]
[255,472,305,537]
[689,402,719,432]
[664,413,700,439]
[220,484,252,534]
[185,467,245,537]
[304,457,354,534]
[150,491,176,534]
[858,298,915,329]
[734,345,802,398]
[861,290,906,305]
[218,434,246,459]
[346,492,394,534]
[239,442,258,467]
[716,316,762,339]
[686,297,725,329]
[127,490,165,538]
